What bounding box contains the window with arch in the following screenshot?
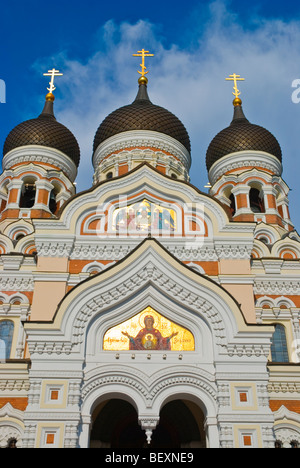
[249,187,265,213]
[222,186,236,216]
[19,177,37,209]
[49,181,63,215]
[271,324,289,363]
[49,189,57,214]
[229,194,236,216]
[0,320,14,360]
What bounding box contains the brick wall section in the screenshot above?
[270,400,300,414]
[0,398,28,411]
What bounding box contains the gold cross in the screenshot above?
[43,68,63,94]
[226,73,245,99]
[133,49,154,77]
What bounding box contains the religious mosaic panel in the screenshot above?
[112,199,177,233]
[103,307,195,351]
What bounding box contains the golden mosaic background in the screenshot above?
[103,307,195,351]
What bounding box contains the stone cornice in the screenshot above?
[92,130,191,172]
[209,150,282,185]
[2,146,78,182]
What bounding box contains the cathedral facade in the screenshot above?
[0,64,300,449]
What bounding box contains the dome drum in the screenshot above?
[208,150,283,187]
[92,129,191,183]
[2,145,78,183]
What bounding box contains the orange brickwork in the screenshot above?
[270,400,300,414]
[0,398,28,411]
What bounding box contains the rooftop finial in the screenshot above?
[226,73,245,107]
[43,68,63,101]
[133,49,154,85]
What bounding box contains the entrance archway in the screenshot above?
[90,398,206,448]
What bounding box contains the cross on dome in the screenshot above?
[226,73,245,106]
[133,49,154,81]
[43,68,63,95]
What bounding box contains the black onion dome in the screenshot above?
[206,103,282,171]
[3,97,80,167]
[93,81,191,154]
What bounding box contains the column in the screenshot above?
[204,417,220,448]
[78,415,91,448]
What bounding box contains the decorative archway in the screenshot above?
[89,398,206,448]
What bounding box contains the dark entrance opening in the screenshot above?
[90,398,206,448]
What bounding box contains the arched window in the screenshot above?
[19,178,36,209]
[0,320,14,360]
[249,187,265,213]
[49,182,62,215]
[271,324,289,363]
[229,194,236,216]
[49,189,58,214]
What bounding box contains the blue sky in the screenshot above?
[1,0,300,229]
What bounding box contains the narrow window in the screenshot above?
[229,193,236,216]
[19,183,36,208]
[249,188,265,213]
[0,320,14,360]
[271,324,289,363]
[49,189,58,214]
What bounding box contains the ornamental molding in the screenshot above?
[274,405,300,424]
[0,404,24,448]
[35,237,75,257]
[0,403,24,421]
[92,130,191,171]
[2,146,77,182]
[254,278,300,295]
[0,379,30,393]
[268,381,300,394]
[208,150,282,186]
[0,273,34,291]
[23,412,81,422]
[97,148,186,175]
[81,365,218,408]
[273,406,300,446]
[34,237,253,261]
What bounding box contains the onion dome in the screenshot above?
[93,77,191,154]
[206,97,282,172]
[3,93,80,167]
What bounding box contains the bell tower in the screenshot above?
[206,74,293,231]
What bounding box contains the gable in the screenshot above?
[24,238,273,361]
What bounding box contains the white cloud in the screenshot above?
[40,0,300,230]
